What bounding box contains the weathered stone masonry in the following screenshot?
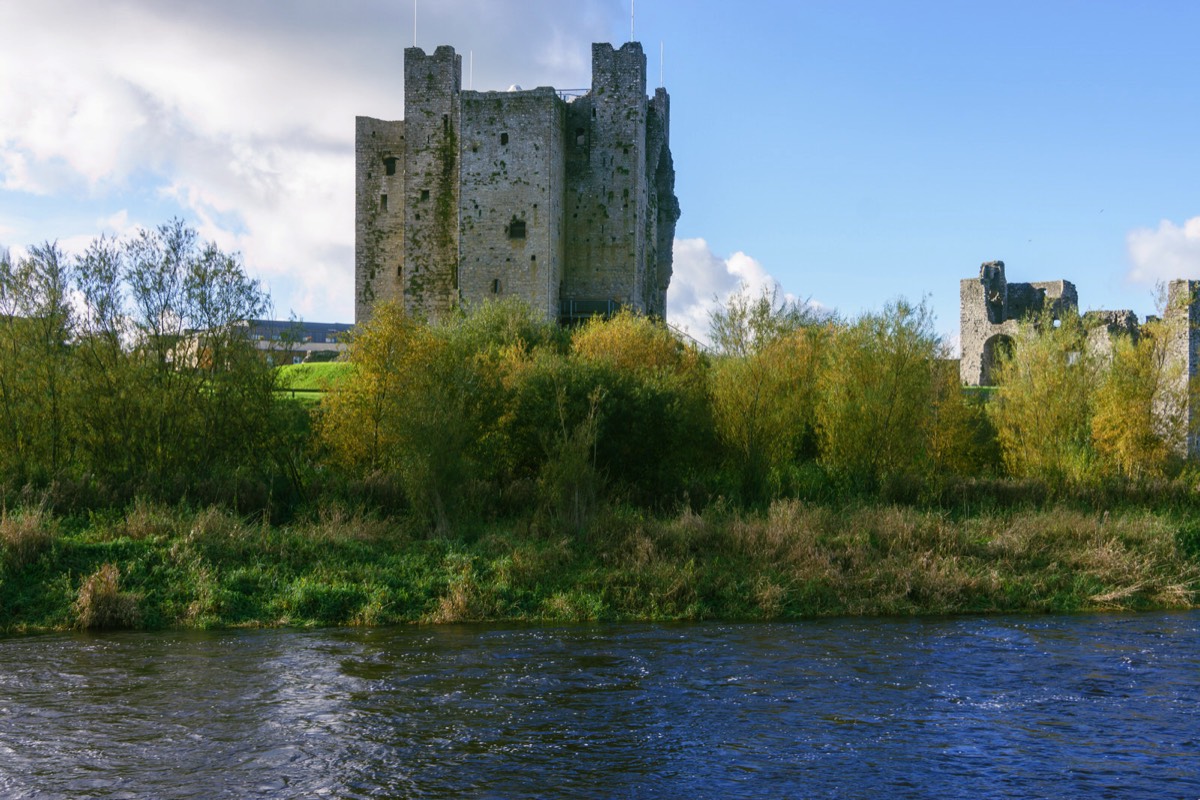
[355,41,679,325]
[960,260,1200,457]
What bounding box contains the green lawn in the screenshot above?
[276,362,353,391]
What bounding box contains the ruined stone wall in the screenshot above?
[564,42,650,311]
[960,261,1078,386]
[1166,280,1200,458]
[648,88,679,315]
[402,45,461,322]
[354,116,406,325]
[1083,309,1140,365]
[459,88,565,317]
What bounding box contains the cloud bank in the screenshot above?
[666,237,806,345]
[1127,216,1200,285]
[0,0,617,320]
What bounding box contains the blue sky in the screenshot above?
[2,1,1198,347]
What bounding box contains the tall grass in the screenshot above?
[75,563,141,630]
[1,499,1195,634]
[0,504,58,569]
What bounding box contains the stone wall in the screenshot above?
[648,87,679,315]
[1166,280,1200,458]
[354,116,405,324]
[459,88,565,315]
[961,264,1200,459]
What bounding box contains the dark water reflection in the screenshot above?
[1,613,1198,798]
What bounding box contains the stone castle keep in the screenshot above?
[355,41,679,324]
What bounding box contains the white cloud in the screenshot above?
[1127,216,1200,284]
[666,237,812,346]
[0,0,617,321]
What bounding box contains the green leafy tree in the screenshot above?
[707,286,829,503]
[569,310,713,505]
[0,243,75,482]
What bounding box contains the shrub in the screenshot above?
[75,563,141,629]
[319,301,501,531]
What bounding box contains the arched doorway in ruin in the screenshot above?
[981,333,1015,386]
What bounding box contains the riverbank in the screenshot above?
[2,500,1196,633]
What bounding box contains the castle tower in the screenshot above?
[959,261,1077,386]
[401,45,462,321]
[458,85,566,317]
[564,42,655,316]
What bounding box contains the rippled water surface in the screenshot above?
[1,613,1198,798]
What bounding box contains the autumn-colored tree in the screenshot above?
[320,300,514,529]
[815,299,940,489]
[987,310,1098,485]
[1091,321,1186,480]
[569,310,713,505]
[925,361,996,480]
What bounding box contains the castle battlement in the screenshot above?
[355,41,679,325]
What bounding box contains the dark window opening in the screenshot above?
[491,279,501,294]
[623,147,629,155]
[421,189,430,201]
[442,114,450,134]
[415,213,420,220]
[379,194,388,211]
[500,132,509,145]
[507,219,526,239]
[531,255,536,262]
[397,266,402,276]
[383,156,397,176]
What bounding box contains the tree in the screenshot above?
[987,310,1098,485]
[319,301,503,529]
[0,221,283,503]
[815,298,940,490]
[569,310,713,505]
[1091,321,1186,480]
[0,243,74,482]
[710,325,830,502]
[708,283,820,358]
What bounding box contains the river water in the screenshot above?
[0,613,1197,799]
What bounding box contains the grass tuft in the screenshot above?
[0,505,59,569]
[75,563,141,630]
